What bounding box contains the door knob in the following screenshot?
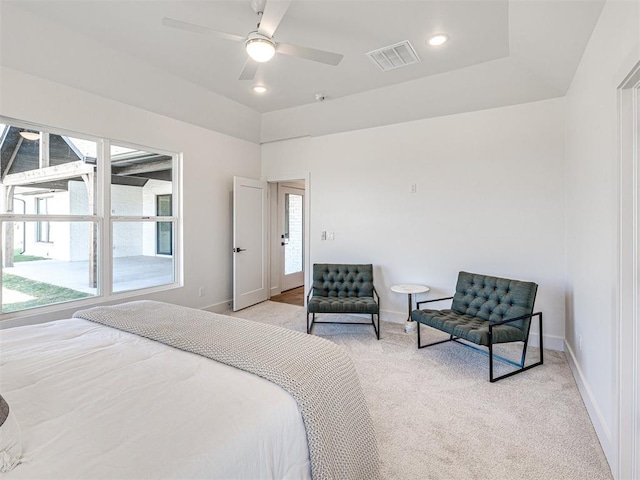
[233,248,247,253]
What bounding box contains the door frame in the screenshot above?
[617,60,640,480]
[267,175,310,304]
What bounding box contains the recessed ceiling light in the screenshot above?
[427,34,449,46]
[252,85,267,94]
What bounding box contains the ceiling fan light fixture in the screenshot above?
[252,85,267,94]
[427,33,449,46]
[246,36,276,63]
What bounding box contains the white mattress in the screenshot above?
[0,318,311,479]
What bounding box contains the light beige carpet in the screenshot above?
[227,301,612,480]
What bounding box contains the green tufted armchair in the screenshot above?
[307,263,380,339]
[411,271,543,382]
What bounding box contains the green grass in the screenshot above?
[2,273,91,313]
[12,249,49,263]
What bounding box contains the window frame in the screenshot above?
[0,116,183,317]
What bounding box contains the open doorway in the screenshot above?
[269,180,305,306]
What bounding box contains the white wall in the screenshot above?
[0,66,261,327]
[263,97,566,348]
[564,0,640,473]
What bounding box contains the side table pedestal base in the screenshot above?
[404,321,417,333]
[390,284,430,335]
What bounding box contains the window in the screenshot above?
[110,144,176,293]
[36,197,51,242]
[156,194,172,256]
[0,120,181,314]
[283,192,303,275]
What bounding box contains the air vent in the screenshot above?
[365,40,420,71]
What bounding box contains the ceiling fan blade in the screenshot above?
[257,0,292,38]
[161,17,245,43]
[276,42,343,66]
[238,59,258,80]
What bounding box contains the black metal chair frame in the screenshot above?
[416,297,544,382]
[307,286,380,340]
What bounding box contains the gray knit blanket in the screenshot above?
[73,301,380,480]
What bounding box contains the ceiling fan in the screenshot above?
[162,0,344,81]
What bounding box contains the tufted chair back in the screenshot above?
[451,271,538,335]
[312,264,374,298]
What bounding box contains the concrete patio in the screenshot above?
[4,255,174,295]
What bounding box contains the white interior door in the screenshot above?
[233,176,268,311]
[279,185,304,292]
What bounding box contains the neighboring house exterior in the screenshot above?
[0,125,172,264]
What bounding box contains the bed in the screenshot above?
[0,301,379,479]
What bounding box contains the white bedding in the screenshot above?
[0,318,311,479]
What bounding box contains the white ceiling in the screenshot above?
[0,0,604,142]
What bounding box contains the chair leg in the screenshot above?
[307,312,316,334]
[417,321,455,349]
[489,332,494,382]
[489,312,544,382]
[372,313,380,340]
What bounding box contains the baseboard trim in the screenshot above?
[529,332,564,351]
[203,300,232,315]
[381,310,407,324]
[564,339,614,470]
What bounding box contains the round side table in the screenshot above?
[391,284,430,333]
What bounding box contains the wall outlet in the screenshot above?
[321,230,327,240]
[198,287,205,297]
[410,183,417,193]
